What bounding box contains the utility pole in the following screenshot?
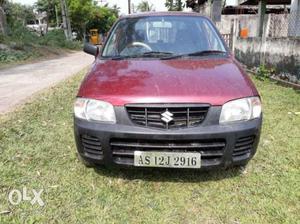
[60,0,72,40]
[211,0,222,23]
[258,0,267,37]
[128,0,131,14]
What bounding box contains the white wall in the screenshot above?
[217,14,259,37]
[218,13,297,37]
[235,37,300,80]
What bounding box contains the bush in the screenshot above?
[0,26,82,65]
[0,50,34,63]
[256,65,275,81]
[0,34,5,43]
[38,30,65,46]
[8,22,37,46]
[39,30,82,49]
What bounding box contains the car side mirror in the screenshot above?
[83,43,99,57]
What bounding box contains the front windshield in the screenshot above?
[102,16,226,58]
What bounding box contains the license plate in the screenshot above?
[134,151,201,168]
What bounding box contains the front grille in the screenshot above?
[126,104,209,129]
[111,138,226,166]
[233,135,255,159]
[81,135,103,158]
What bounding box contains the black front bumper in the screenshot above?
[74,106,262,169]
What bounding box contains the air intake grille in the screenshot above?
[233,136,255,158]
[111,138,226,166]
[126,104,209,129]
[81,135,103,158]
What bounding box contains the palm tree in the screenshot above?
[165,0,184,11]
[186,0,208,12]
[165,0,174,11]
[137,1,154,12]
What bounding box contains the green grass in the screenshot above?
[0,72,299,223]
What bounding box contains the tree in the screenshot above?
[186,0,208,12]
[68,0,93,39]
[5,2,35,27]
[165,0,184,11]
[35,0,60,32]
[69,0,118,39]
[0,0,7,34]
[60,0,72,40]
[165,0,174,11]
[86,6,117,34]
[137,1,154,12]
[175,0,184,11]
[111,4,120,17]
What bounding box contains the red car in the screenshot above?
[74,12,262,170]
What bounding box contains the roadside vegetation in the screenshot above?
[0,71,299,223]
[0,0,118,67]
[0,28,81,67]
[0,0,80,67]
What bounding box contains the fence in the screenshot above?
[222,33,233,49]
[287,9,300,37]
[268,11,300,37]
[218,11,300,81]
[219,10,300,41]
[268,14,289,37]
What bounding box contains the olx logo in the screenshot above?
[8,187,44,206]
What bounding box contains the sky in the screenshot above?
[11,0,238,14]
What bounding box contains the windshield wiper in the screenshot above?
[141,51,174,57]
[110,51,174,60]
[161,50,227,60]
[110,55,139,60]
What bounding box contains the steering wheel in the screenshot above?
[127,42,152,51]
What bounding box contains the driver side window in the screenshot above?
[103,22,130,56]
[202,21,224,51]
[104,33,117,56]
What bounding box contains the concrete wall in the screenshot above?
[234,37,300,80]
[217,15,259,37]
[218,13,299,38]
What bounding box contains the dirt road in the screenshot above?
[0,52,93,114]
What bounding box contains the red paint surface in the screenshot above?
[78,57,258,106]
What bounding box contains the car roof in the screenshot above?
[120,11,208,19]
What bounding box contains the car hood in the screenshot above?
[78,57,258,106]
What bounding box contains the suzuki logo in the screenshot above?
[161,110,173,123]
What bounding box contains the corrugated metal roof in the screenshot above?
[240,0,291,5]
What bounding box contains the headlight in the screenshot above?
[219,97,261,124]
[74,98,116,123]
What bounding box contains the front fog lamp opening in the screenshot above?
[74,98,116,123]
[220,97,261,124]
